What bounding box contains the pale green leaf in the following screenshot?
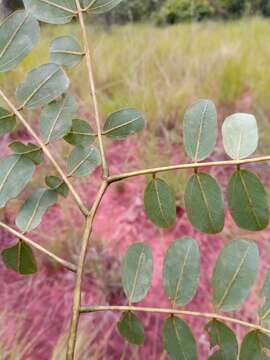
[183,99,217,162]
[82,0,124,13]
[9,141,43,164]
[23,0,77,24]
[222,113,258,160]
[16,188,57,232]
[163,316,197,360]
[0,155,35,208]
[259,269,270,325]
[45,176,69,198]
[64,118,96,146]
[122,243,153,303]
[0,10,40,72]
[212,239,259,312]
[16,63,70,109]
[184,173,224,234]
[239,331,270,360]
[39,95,78,143]
[228,170,269,231]
[67,145,101,177]
[0,107,16,135]
[144,178,176,228]
[103,108,144,139]
[2,241,37,275]
[50,36,83,68]
[205,320,238,360]
[117,312,144,345]
[163,237,200,307]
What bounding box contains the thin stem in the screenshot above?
[0,221,77,272]
[108,155,270,183]
[80,305,270,335]
[66,181,108,360]
[75,0,109,178]
[0,89,88,216]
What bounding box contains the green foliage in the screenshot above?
[0,108,16,135]
[45,176,69,198]
[212,239,259,311]
[9,141,43,164]
[121,243,153,303]
[259,269,270,325]
[2,241,37,275]
[163,237,200,306]
[144,177,176,228]
[50,36,83,69]
[239,330,270,359]
[117,312,144,345]
[67,145,101,177]
[64,119,96,146]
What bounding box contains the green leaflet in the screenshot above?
[39,95,78,143]
[205,320,238,360]
[16,63,70,109]
[16,189,58,232]
[64,119,96,146]
[183,99,217,162]
[144,178,176,228]
[222,113,258,160]
[2,241,37,275]
[50,36,83,68]
[259,269,270,325]
[212,239,259,312]
[239,331,270,360]
[9,141,43,165]
[67,145,101,177]
[23,0,77,24]
[0,107,16,135]
[0,155,35,208]
[117,312,144,345]
[0,10,40,72]
[82,0,124,13]
[122,243,153,303]
[45,176,69,198]
[163,316,197,360]
[163,237,200,307]
[228,169,269,231]
[184,172,224,234]
[103,108,144,139]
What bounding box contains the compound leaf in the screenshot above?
[50,36,83,68]
[39,95,78,143]
[184,172,224,234]
[163,237,200,307]
[122,243,153,303]
[205,319,238,360]
[82,0,124,14]
[23,0,77,24]
[222,113,258,160]
[16,188,58,232]
[0,155,35,208]
[9,141,43,165]
[2,241,37,275]
[64,118,96,146]
[16,63,70,109]
[163,316,197,360]
[183,99,217,162]
[239,331,270,360]
[0,10,40,72]
[67,145,101,177]
[103,108,144,139]
[144,178,176,228]
[212,239,259,312]
[0,107,16,135]
[45,176,69,198]
[228,169,269,231]
[117,312,144,345]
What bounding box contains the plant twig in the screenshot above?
[108,155,270,183]
[66,180,108,359]
[0,221,77,272]
[75,0,109,178]
[80,305,270,335]
[0,89,88,216]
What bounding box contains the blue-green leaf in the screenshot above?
[50,36,83,68]
[239,331,270,360]
[117,312,144,345]
[82,0,124,14]
[2,241,37,275]
[67,145,101,177]
[64,119,96,146]
[0,107,16,135]
[9,141,43,165]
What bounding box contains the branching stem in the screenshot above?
[80,305,270,335]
